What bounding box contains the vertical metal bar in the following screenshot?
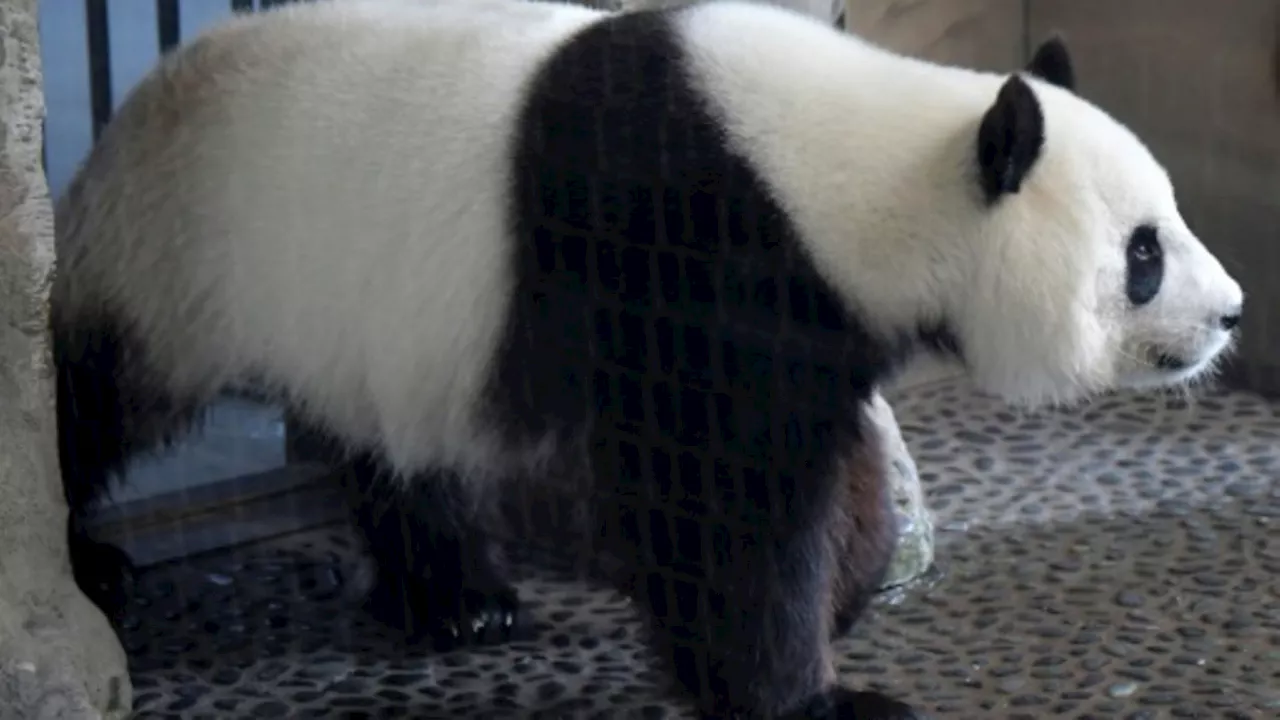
[85,0,112,141]
[157,0,181,53]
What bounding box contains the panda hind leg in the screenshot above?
[68,520,137,627]
[827,418,899,641]
[343,454,526,651]
[55,310,201,627]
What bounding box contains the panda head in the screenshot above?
[954,37,1243,407]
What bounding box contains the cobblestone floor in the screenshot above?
[123,381,1280,719]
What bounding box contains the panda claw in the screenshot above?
[423,579,525,652]
[365,567,528,650]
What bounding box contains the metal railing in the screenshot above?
[80,0,311,141]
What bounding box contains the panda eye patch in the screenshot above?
[1125,224,1163,307]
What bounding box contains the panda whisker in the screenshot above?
[1165,323,1217,339]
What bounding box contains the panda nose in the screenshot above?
[1219,309,1242,331]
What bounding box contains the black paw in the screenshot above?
[428,578,525,652]
[366,573,525,651]
[69,535,135,626]
[792,688,922,720]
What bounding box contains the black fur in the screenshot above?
[54,312,198,626]
[67,519,135,628]
[1026,36,1076,92]
[916,320,963,364]
[976,36,1079,204]
[976,74,1045,204]
[339,453,527,650]
[786,689,919,720]
[481,10,930,718]
[1125,224,1164,307]
[55,319,130,626]
[55,311,519,650]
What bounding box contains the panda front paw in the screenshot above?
[790,688,922,720]
[426,577,524,652]
[69,535,136,627]
[367,572,525,651]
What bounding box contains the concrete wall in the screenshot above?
[845,0,1026,71]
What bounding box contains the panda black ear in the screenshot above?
[1026,35,1076,92]
[976,74,1045,204]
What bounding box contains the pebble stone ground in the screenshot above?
[121,380,1279,718]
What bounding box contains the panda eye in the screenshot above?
[1125,224,1164,307]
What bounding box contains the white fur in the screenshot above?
[677,2,1242,406]
[54,0,1242,482]
[56,0,603,478]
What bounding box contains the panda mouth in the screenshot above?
[1154,353,1189,372]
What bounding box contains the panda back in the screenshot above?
[485,5,890,470]
[54,0,604,475]
[56,0,892,481]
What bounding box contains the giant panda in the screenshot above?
[52,0,1243,717]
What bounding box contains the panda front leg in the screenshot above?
[594,445,919,719]
[343,454,524,651]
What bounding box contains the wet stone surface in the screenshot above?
[123,382,1279,718]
